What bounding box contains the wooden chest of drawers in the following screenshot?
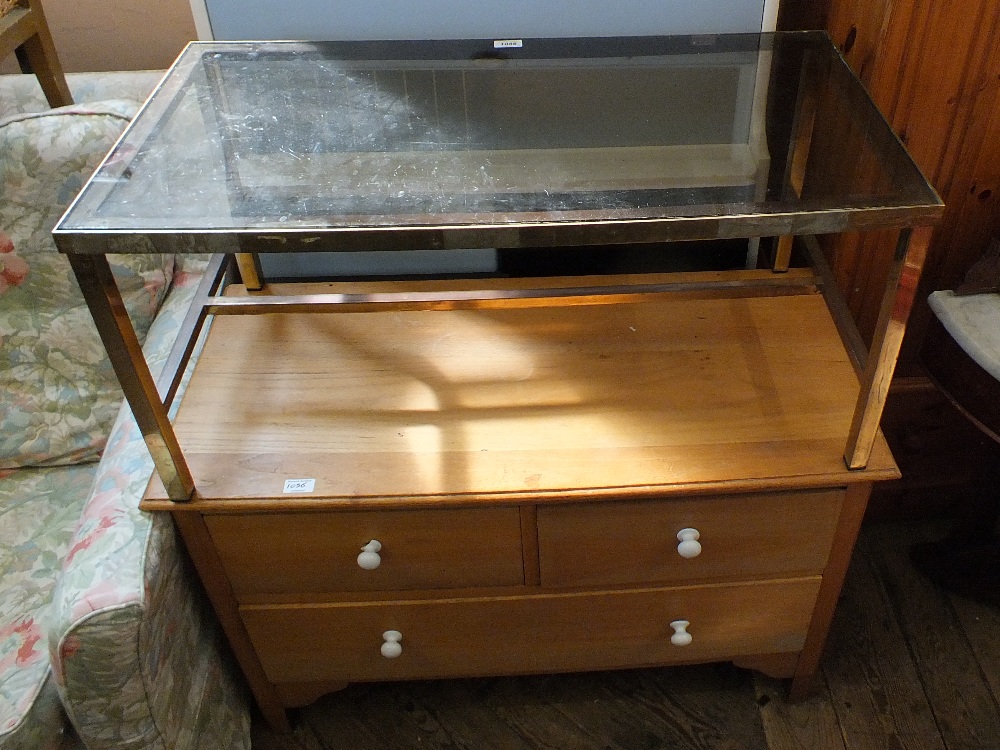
[145,289,899,728]
[196,486,841,702]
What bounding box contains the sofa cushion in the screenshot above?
[0,462,98,750]
[0,100,174,469]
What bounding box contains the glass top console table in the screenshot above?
[56,31,942,496]
[55,32,943,727]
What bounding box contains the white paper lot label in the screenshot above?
[283,478,316,493]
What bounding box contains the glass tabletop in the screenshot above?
[55,31,942,251]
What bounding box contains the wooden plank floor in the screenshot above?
[250,519,1000,750]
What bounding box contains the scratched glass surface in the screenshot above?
[59,33,939,233]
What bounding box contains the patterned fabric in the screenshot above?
[1,76,248,747]
[51,260,251,750]
[0,463,98,750]
[0,673,62,750]
[0,231,28,293]
[0,71,164,119]
[0,100,175,468]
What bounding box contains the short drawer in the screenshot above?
[241,578,821,684]
[206,507,524,598]
[537,489,843,587]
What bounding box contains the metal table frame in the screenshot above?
[54,32,944,503]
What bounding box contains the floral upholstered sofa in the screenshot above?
[0,73,250,749]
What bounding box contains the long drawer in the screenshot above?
[537,489,843,587]
[206,507,525,597]
[241,578,821,683]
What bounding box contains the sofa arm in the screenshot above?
[47,260,251,750]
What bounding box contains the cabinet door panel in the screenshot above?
[242,578,820,683]
[537,490,843,587]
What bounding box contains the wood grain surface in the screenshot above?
[146,281,896,508]
[241,578,820,683]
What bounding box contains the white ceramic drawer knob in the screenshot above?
[670,620,693,646]
[381,630,403,658]
[676,528,702,559]
[357,540,382,570]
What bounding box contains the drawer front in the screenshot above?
[242,578,820,683]
[206,507,524,597]
[537,489,843,587]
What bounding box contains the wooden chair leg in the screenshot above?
[2,0,73,108]
[19,3,72,107]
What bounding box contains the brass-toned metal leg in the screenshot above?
[773,51,818,273]
[235,252,266,292]
[844,225,934,469]
[157,253,228,408]
[774,235,794,273]
[783,52,818,202]
[801,234,867,374]
[68,253,195,501]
